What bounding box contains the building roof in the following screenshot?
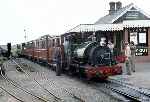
[67,20,150,32]
[66,24,123,32]
[94,3,150,24]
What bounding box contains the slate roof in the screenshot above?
[95,3,133,24]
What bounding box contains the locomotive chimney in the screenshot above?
[116,1,122,10]
[109,2,116,14]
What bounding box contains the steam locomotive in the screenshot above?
[19,32,122,80]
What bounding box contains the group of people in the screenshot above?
[99,37,114,55]
[99,37,136,75]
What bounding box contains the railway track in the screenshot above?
[105,78,150,102]
[0,67,49,102]
[7,59,63,102]
[0,81,24,102]
[19,58,129,102]
[14,58,150,102]
[81,77,150,102]
[11,58,85,102]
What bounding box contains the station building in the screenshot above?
[67,1,150,62]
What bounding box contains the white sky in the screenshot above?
[0,0,150,45]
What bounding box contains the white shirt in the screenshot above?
[125,45,131,57]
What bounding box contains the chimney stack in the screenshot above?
[109,1,122,14]
[109,2,115,14]
[116,1,122,10]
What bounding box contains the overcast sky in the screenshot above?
[0,0,150,45]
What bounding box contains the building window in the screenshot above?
[129,28,147,46]
[130,32,137,45]
[139,32,146,43]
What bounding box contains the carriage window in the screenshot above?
[52,39,55,47]
[57,38,60,46]
[40,40,42,48]
[37,41,38,48]
[50,40,52,47]
[48,40,50,47]
[43,40,46,48]
[42,41,44,48]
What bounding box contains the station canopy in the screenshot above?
[67,20,150,33]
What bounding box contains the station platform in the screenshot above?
[110,62,150,89]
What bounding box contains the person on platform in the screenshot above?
[130,41,136,72]
[124,42,132,75]
[100,37,106,46]
[107,40,114,56]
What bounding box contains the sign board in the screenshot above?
[135,47,148,56]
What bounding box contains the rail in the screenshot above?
[105,78,150,102]
[12,59,63,102]
[0,65,51,102]
[0,69,24,102]
[15,58,85,102]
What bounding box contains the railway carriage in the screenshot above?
[20,32,122,80]
[35,36,48,63]
[22,41,34,60]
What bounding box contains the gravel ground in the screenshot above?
[0,87,20,102]
[111,62,150,89]
[0,58,123,102]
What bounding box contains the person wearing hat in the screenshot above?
[124,42,132,75]
[130,41,136,72]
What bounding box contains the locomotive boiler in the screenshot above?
[73,41,114,66]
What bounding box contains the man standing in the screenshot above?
[0,57,5,75]
[130,41,136,72]
[107,40,114,56]
[124,42,132,75]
